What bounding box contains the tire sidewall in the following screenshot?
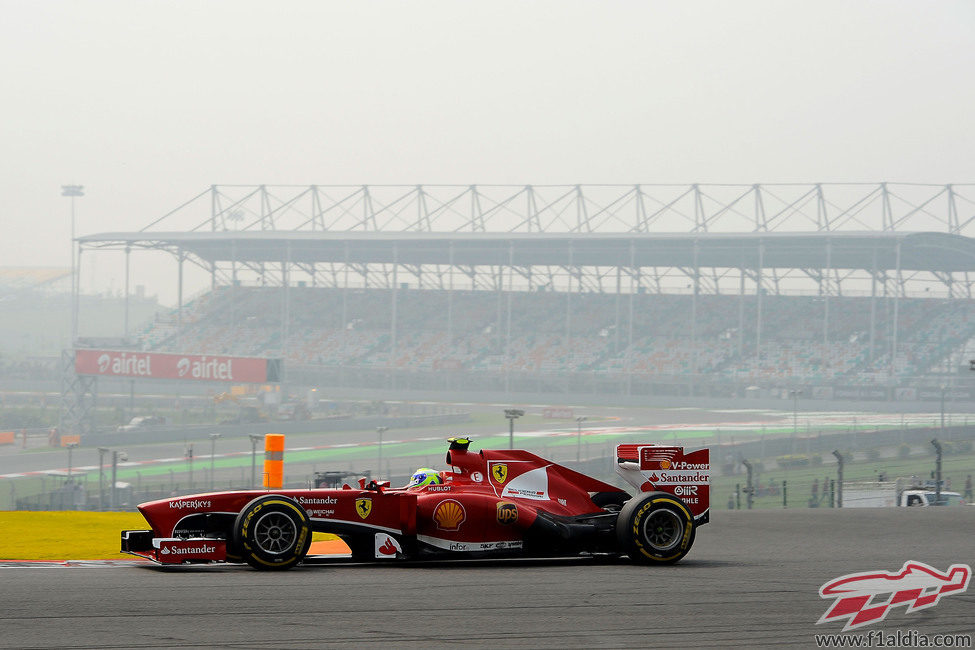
[616,492,695,564]
[234,495,312,570]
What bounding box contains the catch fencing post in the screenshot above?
[832,449,844,508]
[741,459,754,509]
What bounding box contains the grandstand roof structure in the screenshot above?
[137,183,975,235]
[78,183,975,295]
[79,229,975,273]
[62,184,975,413]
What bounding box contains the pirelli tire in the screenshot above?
[233,495,312,571]
[615,491,695,565]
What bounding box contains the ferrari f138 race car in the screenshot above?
[122,438,710,569]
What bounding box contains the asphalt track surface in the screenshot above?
[3,509,973,649]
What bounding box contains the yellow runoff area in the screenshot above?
[0,511,343,561]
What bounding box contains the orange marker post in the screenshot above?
[263,433,284,489]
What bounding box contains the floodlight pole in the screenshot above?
[376,427,388,479]
[187,443,193,490]
[790,389,801,436]
[98,447,108,510]
[111,450,126,510]
[575,416,587,462]
[940,384,947,432]
[249,435,262,488]
[504,409,524,450]
[931,439,943,505]
[61,185,84,344]
[209,433,221,490]
[66,441,78,479]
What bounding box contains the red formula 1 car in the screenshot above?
[122,438,710,569]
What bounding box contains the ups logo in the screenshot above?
[496,502,518,525]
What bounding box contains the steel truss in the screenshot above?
[144,182,975,236]
[84,183,975,299]
[59,350,96,437]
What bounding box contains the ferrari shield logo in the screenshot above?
[355,498,372,519]
[492,463,508,484]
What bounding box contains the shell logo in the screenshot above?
[660,460,671,469]
[433,499,467,531]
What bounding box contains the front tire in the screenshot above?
[234,495,312,571]
[615,492,695,564]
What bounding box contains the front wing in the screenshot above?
[122,530,228,564]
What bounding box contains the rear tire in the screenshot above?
[615,492,695,564]
[234,495,312,571]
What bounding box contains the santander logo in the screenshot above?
[374,533,402,559]
[161,543,217,556]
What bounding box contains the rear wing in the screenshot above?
[616,444,710,524]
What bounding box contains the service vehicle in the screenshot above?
[275,402,310,421]
[122,438,710,569]
[843,478,966,507]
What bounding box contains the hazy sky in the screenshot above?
[2,0,973,305]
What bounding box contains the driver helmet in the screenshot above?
[407,467,443,487]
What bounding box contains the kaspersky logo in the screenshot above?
[169,499,212,510]
[818,561,971,631]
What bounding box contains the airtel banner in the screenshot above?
[74,349,278,384]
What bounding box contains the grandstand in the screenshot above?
[74,183,975,403]
[135,286,975,390]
